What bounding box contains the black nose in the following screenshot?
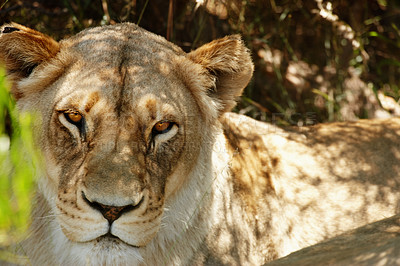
[83,193,144,224]
[96,203,134,224]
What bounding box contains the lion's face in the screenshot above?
[42,25,206,248]
[0,23,253,263]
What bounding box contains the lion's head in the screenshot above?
[0,23,253,264]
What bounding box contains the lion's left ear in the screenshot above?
[187,35,254,115]
[0,23,59,98]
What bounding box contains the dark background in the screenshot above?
[1,0,400,125]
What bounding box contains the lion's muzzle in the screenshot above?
[82,191,144,224]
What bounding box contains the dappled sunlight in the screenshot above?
[220,112,400,262]
[266,214,400,265]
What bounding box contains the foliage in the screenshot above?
[0,68,38,262]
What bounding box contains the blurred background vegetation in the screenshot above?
[0,67,38,263]
[0,0,399,261]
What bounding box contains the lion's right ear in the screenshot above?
[184,35,254,121]
[0,23,59,98]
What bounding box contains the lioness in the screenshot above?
[1,22,400,265]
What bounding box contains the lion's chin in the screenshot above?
[50,231,145,265]
[79,235,144,265]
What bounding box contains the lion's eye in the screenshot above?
[64,112,83,125]
[59,111,86,139]
[152,121,173,134]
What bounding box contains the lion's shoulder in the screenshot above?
[220,113,279,214]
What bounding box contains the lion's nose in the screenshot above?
[82,193,144,224]
[95,203,133,224]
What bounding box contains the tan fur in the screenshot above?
[266,214,400,265]
[1,23,400,265]
[0,23,60,98]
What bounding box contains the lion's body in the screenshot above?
[218,114,400,264]
[1,23,400,265]
[265,213,400,266]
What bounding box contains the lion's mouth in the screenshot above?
[97,232,141,248]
